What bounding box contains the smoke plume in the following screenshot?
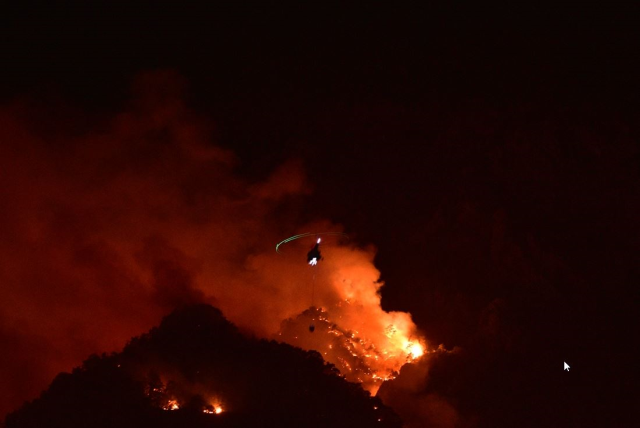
[0,71,423,418]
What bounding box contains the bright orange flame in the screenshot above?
[163,400,179,411]
[204,400,224,415]
[407,342,424,359]
[279,305,426,395]
[254,224,427,394]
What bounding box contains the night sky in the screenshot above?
[1,7,638,427]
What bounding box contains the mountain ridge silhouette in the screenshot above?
[5,304,400,428]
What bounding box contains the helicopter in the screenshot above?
[276,232,349,333]
[306,238,322,266]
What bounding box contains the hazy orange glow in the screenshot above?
[0,72,426,416]
[277,241,427,393]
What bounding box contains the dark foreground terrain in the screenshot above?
[5,305,399,428]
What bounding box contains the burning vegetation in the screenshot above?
[145,372,225,416]
[279,306,425,394]
[271,233,426,395]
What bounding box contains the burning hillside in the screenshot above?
[279,306,424,394]
[270,234,426,395]
[5,305,401,428]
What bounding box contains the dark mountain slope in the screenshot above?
[6,304,399,428]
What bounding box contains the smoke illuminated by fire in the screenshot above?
[0,71,426,416]
[272,235,426,393]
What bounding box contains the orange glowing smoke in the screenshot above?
[210,223,427,393]
[0,72,427,417]
[274,239,426,394]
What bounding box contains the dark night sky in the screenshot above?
[1,7,638,426]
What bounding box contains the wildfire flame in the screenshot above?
[145,231,425,411]
[163,400,180,411]
[269,237,426,396]
[146,376,225,416]
[278,305,426,394]
[406,342,424,359]
[203,405,223,415]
